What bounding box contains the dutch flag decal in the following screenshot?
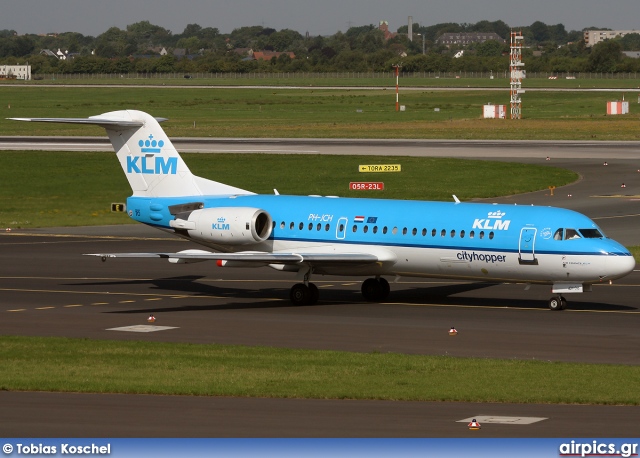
[354,216,365,223]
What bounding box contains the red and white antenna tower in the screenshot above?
[392,64,401,111]
[509,31,524,119]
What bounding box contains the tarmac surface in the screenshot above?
[1,138,639,437]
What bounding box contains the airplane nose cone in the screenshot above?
[607,253,636,279]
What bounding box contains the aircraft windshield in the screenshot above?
[554,228,603,240]
[579,228,604,238]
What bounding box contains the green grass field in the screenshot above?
[0,152,577,228]
[1,86,639,140]
[12,73,640,89]
[1,336,638,405]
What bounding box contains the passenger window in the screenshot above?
[339,224,344,232]
[373,226,378,234]
[392,227,398,235]
[450,230,455,238]
[308,223,313,230]
[290,222,294,230]
[325,224,330,231]
[383,226,388,234]
[352,225,358,232]
[479,231,485,239]
[432,229,436,237]
[489,231,494,240]
[422,228,427,236]
[402,227,408,235]
[316,223,321,231]
[460,230,465,238]
[440,229,446,237]
[412,228,417,236]
[363,225,369,234]
[299,222,304,230]
[280,221,285,229]
[469,230,475,239]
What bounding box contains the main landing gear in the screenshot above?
[289,282,319,306]
[548,295,567,311]
[361,277,391,302]
[288,276,390,305]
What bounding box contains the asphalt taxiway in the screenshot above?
[1,139,639,437]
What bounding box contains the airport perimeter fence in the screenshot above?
[33,71,640,81]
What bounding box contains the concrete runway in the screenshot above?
[1,138,639,437]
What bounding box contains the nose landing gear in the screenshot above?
[548,295,567,311]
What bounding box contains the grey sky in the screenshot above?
[2,0,639,37]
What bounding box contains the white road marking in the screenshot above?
[457,415,547,425]
[107,325,178,333]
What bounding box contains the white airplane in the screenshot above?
[11,110,636,310]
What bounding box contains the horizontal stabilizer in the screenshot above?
[8,116,167,129]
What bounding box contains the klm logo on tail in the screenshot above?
[126,134,177,175]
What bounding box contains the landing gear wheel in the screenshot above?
[290,283,310,306]
[378,277,390,300]
[361,277,390,302]
[289,283,319,305]
[549,296,566,311]
[308,283,319,305]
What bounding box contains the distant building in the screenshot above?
[252,51,295,60]
[147,47,168,56]
[379,21,397,41]
[584,30,639,47]
[40,48,75,60]
[436,32,505,47]
[0,65,31,80]
[233,48,254,57]
[623,51,640,59]
[172,48,186,59]
[40,49,58,58]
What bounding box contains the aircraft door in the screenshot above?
[519,227,537,264]
[336,217,348,240]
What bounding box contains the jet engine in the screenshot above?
[171,207,272,245]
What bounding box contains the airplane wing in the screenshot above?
[85,249,382,265]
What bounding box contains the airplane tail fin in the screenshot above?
[9,109,252,198]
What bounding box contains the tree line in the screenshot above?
[1,20,640,75]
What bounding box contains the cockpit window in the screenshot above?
[554,228,591,240]
[579,228,604,238]
[565,228,581,240]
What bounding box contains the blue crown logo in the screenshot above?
[217,217,226,223]
[138,134,164,154]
